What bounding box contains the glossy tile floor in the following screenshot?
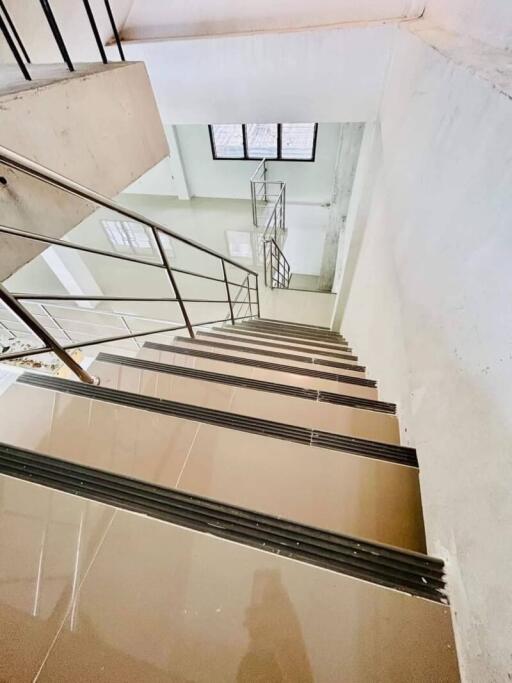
[172,337,366,378]
[138,346,379,399]
[0,475,459,682]
[0,382,424,551]
[94,359,400,443]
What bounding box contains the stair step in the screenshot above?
[0,441,442,602]
[144,342,376,389]
[0,470,459,682]
[95,354,399,444]
[238,320,346,343]
[178,335,366,373]
[1,379,424,550]
[225,326,352,352]
[18,372,413,465]
[210,326,358,360]
[98,351,396,414]
[258,317,331,330]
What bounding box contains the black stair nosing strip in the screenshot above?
[182,335,366,373]
[239,321,347,342]
[206,328,359,361]
[17,373,414,466]
[318,391,396,415]
[258,318,331,331]
[98,352,396,415]
[312,431,418,467]
[227,327,354,353]
[246,319,345,337]
[166,340,376,387]
[0,442,447,602]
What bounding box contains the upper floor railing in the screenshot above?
[0,0,125,82]
[0,146,259,384]
[250,159,290,288]
[250,158,286,237]
[264,239,291,290]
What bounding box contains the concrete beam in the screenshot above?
[0,62,168,280]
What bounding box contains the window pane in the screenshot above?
[246,123,278,159]
[211,124,244,158]
[281,123,316,160]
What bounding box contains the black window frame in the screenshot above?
[209,123,318,162]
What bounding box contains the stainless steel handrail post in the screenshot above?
[0,11,31,80]
[152,228,195,338]
[255,274,261,318]
[0,284,99,384]
[222,260,235,325]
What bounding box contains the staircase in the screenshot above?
[0,317,460,680]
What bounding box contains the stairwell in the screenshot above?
[0,316,460,680]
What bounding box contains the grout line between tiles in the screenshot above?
[174,422,201,489]
[32,508,118,682]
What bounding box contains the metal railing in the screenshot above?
[0,146,259,384]
[0,0,125,82]
[263,239,291,289]
[250,159,286,235]
[250,159,290,287]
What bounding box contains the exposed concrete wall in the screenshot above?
[122,0,424,40]
[319,123,364,291]
[0,62,168,280]
[425,0,512,49]
[336,21,512,682]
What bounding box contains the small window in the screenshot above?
[246,124,278,159]
[281,123,317,160]
[209,124,244,159]
[209,123,317,161]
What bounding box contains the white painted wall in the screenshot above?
[116,24,395,123]
[123,0,424,40]
[337,22,512,682]
[425,0,512,49]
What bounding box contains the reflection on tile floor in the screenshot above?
[0,481,458,683]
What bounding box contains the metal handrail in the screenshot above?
[250,158,286,232]
[0,0,125,81]
[263,238,291,290]
[0,145,259,384]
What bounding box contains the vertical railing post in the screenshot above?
[221,260,235,325]
[0,284,98,384]
[0,0,31,62]
[152,228,195,338]
[82,0,107,64]
[255,274,261,318]
[263,159,268,203]
[245,275,253,318]
[0,11,31,80]
[104,0,125,60]
[39,0,74,72]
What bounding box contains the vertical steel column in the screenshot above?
[104,0,125,61]
[152,228,195,339]
[39,0,74,72]
[0,11,30,80]
[221,260,235,325]
[82,0,107,64]
[0,285,98,384]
